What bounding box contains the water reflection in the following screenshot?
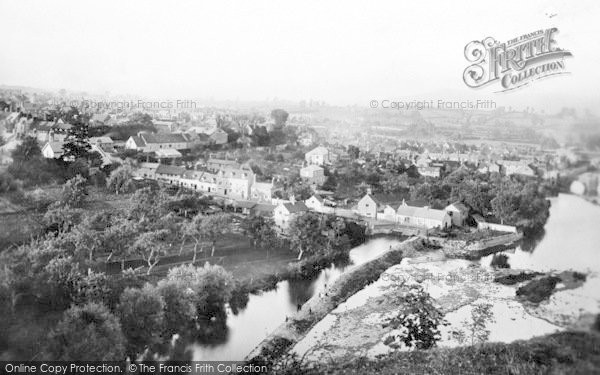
[481,194,600,273]
[288,278,316,306]
[519,229,546,253]
[194,319,230,347]
[188,237,404,360]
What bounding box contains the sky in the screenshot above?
[1,0,599,111]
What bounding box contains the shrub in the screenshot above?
[494,271,542,285]
[490,254,510,269]
[516,276,561,303]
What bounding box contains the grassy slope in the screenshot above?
[287,331,600,375]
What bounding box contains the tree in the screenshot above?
[200,213,232,257]
[68,227,100,265]
[325,216,347,248]
[11,136,41,162]
[128,187,168,226]
[0,171,21,194]
[102,216,139,263]
[166,263,234,320]
[288,212,327,260]
[182,214,208,263]
[132,230,168,275]
[270,109,289,128]
[42,256,82,309]
[62,116,92,161]
[127,112,154,127]
[381,173,409,194]
[156,278,197,337]
[347,145,360,160]
[46,302,126,360]
[0,247,34,313]
[73,270,111,305]
[43,202,82,233]
[106,165,135,195]
[166,192,208,218]
[383,285,446,350]
[242,215,278,249]
[60,174,88,207]
[491,189,519,224]
[117,284,165,357]
[290,184,313,201]
[451,303,495,345]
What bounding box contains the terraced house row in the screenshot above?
[133,159,275,203]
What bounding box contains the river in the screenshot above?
[480,193,600,273]
[290,193,600,361]
[187,237,404,360]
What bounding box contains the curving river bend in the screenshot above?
[183,193,600,361]
[188,237,404,361]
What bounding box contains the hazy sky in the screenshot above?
[1,0,599,110]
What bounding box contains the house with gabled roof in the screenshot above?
[445,201,470,227]
[356,192,380,219]
[133,162,160,179]
[395,201,451,229]
[207,158,240,171]
[273,200,309,229]
[300,164,326,185]
[305,194,325,211]
[209,128,228,144]
[305,146,330,166]
[41,141,64,159]
[251,181,274,203]
[125,132,191,152]
[155,164,186,184]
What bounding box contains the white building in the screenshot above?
[125,133,191,152]
[356,193,379,219]
[305,146,330,166]
[300,164,326,185]
[445,202,469,227]
[273,201,309,229]
[41,141,64,159]
[396,202,451,229]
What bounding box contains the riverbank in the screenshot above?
[287,195,600,364]
[275,330,600,374]
[287,257,600,363]
[245,237,422,363]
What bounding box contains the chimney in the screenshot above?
[289,195,296,204]
[366,187,372,195]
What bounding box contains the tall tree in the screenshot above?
[242,215,278,248]
[117,284,165,358]
[62,116,92,161]
[200,213,232,257]
[156,278,197,337]
[46,302,126,360]
[132,230,168,275]
[182,214,208,263]
[11,136,41,162]
[106,165,136,195]
[270,109,289,128]
[288,212,327,260]
[166,263,234,320]
[60,174,88,207]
